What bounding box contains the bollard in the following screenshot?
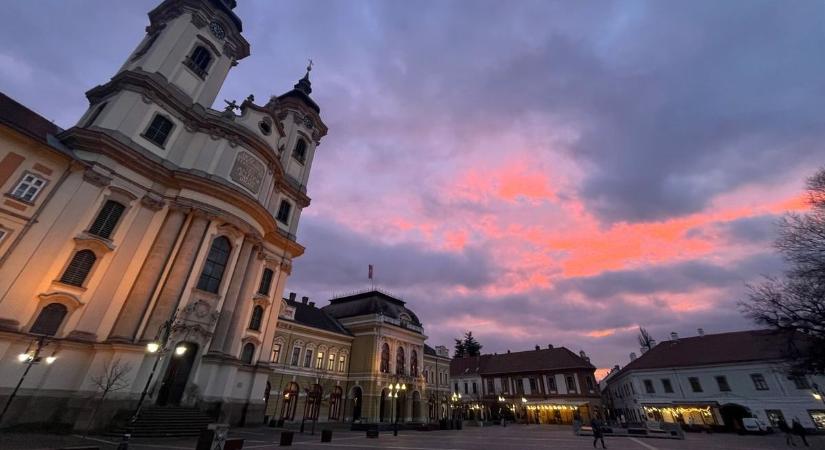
[279,430,294,446]
[321,429,333,442]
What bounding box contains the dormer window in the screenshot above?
[184,45,212,79]
[292,139,307,164]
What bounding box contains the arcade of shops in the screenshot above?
[524,400,594,424]
[642,403,719,426]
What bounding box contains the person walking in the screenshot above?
[792,418,809,447]
[591,417,606,449]
[779,420,796,446]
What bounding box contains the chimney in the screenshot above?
[288,292,297,302]
[548,344,554,349]
[629,352,637,361]
[301,296,309,304]
[697,328,704,336]
[670,332,679,341]
[613,364,620,371]
[535,345,541,351]
[308,301,315,307]
[507,350,511,354]
[649,339,657,347]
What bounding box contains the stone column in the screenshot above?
[207,237,255,354]
[220,248,264,356]
[140,213,209,341]
[108,207,187,342]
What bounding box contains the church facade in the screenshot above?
[0,0,324,429]
[266,290,452,425]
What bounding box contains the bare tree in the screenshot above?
[740,167,825,374]
[637,327,655,352]
[85,358,133,436]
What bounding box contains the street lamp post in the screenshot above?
[451,392,462,429]
[0,336,56,424]
[497,395,506,427]
[388,381,406,436]
[129,318,188,423]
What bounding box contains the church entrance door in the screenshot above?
[157,342,198,406]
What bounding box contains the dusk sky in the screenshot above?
[2,0,823,376]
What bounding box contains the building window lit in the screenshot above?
[271,343,281,363]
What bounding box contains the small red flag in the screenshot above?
[368,264,373,280]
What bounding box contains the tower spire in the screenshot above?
[293,59,313,95]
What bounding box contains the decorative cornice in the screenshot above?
[83,168,112,187]
[140,192,166,211]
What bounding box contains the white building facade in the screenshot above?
[603,330,825,432]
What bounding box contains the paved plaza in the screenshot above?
[2,425,824,450]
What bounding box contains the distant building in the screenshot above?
[266,290,451,424]
[602,329,825,432]
[450,345,602,424]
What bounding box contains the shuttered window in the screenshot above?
[257,268,273,295]
[249,305,264,331]
[60,250,97,287]
[30,303,68,336]
[88,200,125,238]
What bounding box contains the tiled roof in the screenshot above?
[450,347,594,377]
[0,92,63,146]
[615,329,795,377]
[284,298,351,337]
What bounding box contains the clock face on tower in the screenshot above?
[209,21,226,40]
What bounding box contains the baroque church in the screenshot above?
[0,0,324,429]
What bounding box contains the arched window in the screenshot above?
[329,386,343,420]
[281,382,299,420]
[292,139,307,164]
[30,303,68,336]
[303,384,323,420]
[380,343,390,373]
[248,305,264,331]
[396,346,406,375]
[241,342,255,364]
[88,200,126,239]
[60,249,97,287]
[257,268,274,295]
[197,236,231,293]
[410,349,419,377]
[185,45,212,78]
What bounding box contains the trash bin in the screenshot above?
[321,429,333,442]
[280,430,294,446]
[224,438,244,450]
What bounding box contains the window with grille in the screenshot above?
[329,386,343,420]
[196,236,231,293]
[271,343,281,363]
[715,375,731,392]
[789,375,810,389]
[248,305,264,331]
[142,114,174,148]
[292,139,307,164]
[60,249,97,286]
[10,173,46,203]
[258,268,273,295]
[751,373,769,390]
[241,343,255,364]
[184,46,212,78]
[276,200,292,224]
[689,377,703,392]
[30,303,68,336]
[88,200,125,239]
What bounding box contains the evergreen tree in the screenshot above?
[453,338,466,358]
[463,331,483,357]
